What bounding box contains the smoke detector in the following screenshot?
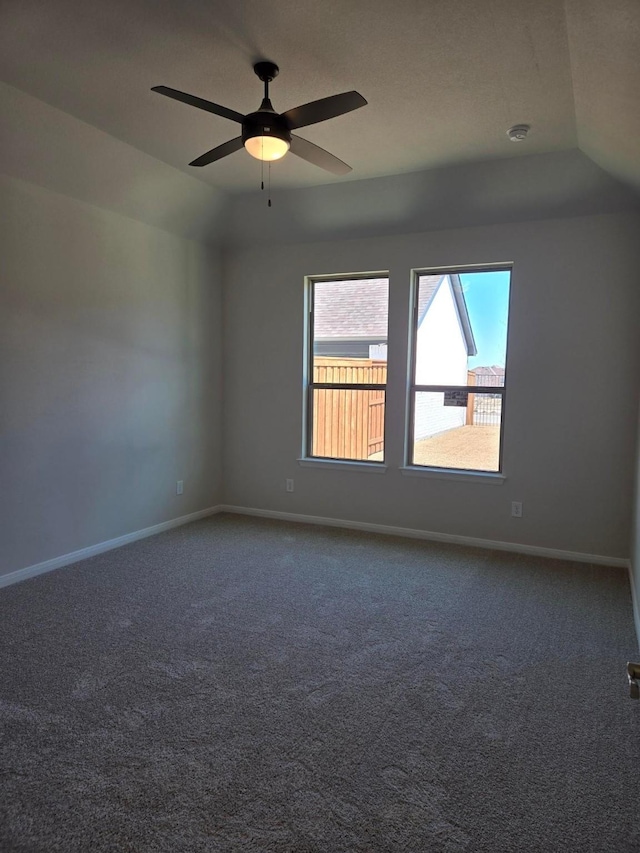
[507,124,530,142]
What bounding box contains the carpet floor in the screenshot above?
[1,513,639,852]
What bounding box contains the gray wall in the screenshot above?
[222,211,640,560]
[0,174,223,577]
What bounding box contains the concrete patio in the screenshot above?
[370,425,500,471]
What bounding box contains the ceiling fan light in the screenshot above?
[244,135,290,161]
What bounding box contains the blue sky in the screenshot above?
[459,270,511,369]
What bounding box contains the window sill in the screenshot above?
[298,458,388,474]
[399,466,505,485]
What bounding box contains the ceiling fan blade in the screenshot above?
[282,91,367,130]
[289,135,352,175]
[189,137,244,167]
[151,86,245,124]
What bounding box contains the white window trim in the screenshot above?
[302,265,512,478]
[406,264,512,475]
[304,272,389,464]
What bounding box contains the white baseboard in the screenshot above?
[629,562,640,652]
[3,502,632,603]
[0,505,222,590]
[218,504,629,569]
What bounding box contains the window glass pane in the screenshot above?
[313,278,388,383]
[312,388,385,462]
[412,391,502,472]
[414,271,510,387]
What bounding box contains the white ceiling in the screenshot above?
[0,0,638,194]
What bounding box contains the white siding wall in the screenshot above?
[414,277,469,440]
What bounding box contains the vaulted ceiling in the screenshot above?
[1,0,638,198]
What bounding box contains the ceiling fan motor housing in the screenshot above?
[242,102,292,149]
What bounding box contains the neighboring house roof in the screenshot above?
[416,275,442,320]
[314,278,388,340]
[472,365,505,377]
[313,274,477,356]
[471,365,505,385]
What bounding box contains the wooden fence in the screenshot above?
[312,358,387,460]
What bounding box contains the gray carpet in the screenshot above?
[1,513,639,852]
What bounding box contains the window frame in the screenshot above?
[305,272,389,464]
[406,264,512,475]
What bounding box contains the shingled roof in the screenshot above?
[314,274,476,356]
[313,278,389,339]
[472,365,505,377]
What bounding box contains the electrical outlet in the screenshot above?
[176,480,184,495]
[511,501,522,518]
[286,479,294,493]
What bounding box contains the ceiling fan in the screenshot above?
[152,61,367,175]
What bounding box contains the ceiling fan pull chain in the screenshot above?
[261,144,264,190]
[268,161,272,207]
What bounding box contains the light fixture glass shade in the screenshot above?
[244,135,289,161]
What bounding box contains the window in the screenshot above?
[408,268,511,473]
[306,275,389,462]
